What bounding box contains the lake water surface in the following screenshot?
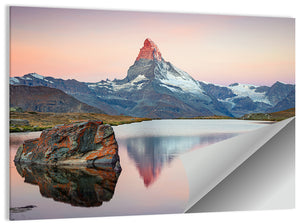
[9,119,271,220]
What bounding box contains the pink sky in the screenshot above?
[10,7,295,86]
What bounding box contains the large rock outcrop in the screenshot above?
[14,120,121,170]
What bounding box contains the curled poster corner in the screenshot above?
[180,117,295,213]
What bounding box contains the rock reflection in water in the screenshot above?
[14,163,121,207]
[126,134,237,187]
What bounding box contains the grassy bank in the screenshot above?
[10,111,151,132]
[177,108,295,121]
[240,108,295,121]
[10,108,295,133]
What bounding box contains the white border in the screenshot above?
[1,1,298,224]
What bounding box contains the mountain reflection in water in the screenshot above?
[10,120,272,220]
[14,163,121,207]
[125,133,237,187]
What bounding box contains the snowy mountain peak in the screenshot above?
[127,39,206,96]
[274,81,287,85]
[28,73,45,79]
[9,73,56,85]
[229,82,239,87]
[22,73,45,80]
[136,38,162,62]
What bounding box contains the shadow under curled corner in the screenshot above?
[186,118,295,213]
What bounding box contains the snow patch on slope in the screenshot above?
[218,99,236,109]
[159,83,181,92]
[228,83,270,104]
[10,77,20,84]
[159,65,205,95]
[30,73,45,80]
[92,74,149,91]
[44,79,54,83]
[201,81,224,87]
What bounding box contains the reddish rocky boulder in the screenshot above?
[14,120,121,170]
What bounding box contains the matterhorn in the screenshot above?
[88,38,231,118]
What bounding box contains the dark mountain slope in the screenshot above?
[10,85,105,114]
[10,73,117,115]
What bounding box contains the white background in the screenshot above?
[1,0,299,223]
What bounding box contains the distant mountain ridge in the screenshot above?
[10,85,105,114]
[10,38,295,118]
[198,81,295,117]
[10,73,117,115]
